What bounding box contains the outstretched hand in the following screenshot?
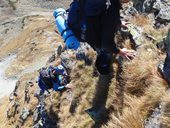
[65,84,74,90]
[118,48,136,61]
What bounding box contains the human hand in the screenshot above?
[118,48,136,61]
[65,84,74,90]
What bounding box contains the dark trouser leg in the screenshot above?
[101,8,121,54]
[86,7,121,75]
[86,15,113,75]
[86,15,102,50]
[94,8,121,75]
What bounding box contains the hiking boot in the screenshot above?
[95,51,113,75]
[85,108,101,122]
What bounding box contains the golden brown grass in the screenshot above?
[1,11,170,128]
[3,14,60,77]
[123,45,159,96]
[104,76,166,128]
[56,59,96,128]
[104,41,167,128]
[129,14,151,27]
[0,97,14,128]
[105,107,144,128]
[161,92,170,128]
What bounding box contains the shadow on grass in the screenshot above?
[90,73,114,128]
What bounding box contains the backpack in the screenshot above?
[39,67,54,89]
[67,0,122,42]
[67,0,86,42]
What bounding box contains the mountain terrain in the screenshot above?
[0,0,170,128]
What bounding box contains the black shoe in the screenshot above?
[85,108,100,122]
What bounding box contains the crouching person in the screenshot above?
[38,64,71,93]
[158,29,170,85]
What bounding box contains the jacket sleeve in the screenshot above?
[38,77,46,92]
[52,80,65,91]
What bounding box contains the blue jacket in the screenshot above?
[38,65,66,92]
[84,0,122,16]
[38,76,65,92]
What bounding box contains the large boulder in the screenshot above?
[143,0,170,22]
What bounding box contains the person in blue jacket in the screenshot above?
[85,0,136,75]
[38,65,69,93]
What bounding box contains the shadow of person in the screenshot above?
[85,73,113,128]
[46,105,60,128]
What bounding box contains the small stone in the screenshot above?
[20,108,30,120]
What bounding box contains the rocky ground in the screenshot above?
[0,0,170,128]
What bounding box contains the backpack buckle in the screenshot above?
[106,0,111,10]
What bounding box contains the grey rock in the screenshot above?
[76,43,92,65]
[143,0,170,23]
[133,0,145,12]
[9,92,14,102]
[56,45,63,56]
[24,83,31,103]
[143,0,156,13]
[27,80,34,87]
[48,53,56,63]
[33,105,40,122]
[154,1,170,21]
[123,6,138,17]
[6,101,20,118]
[20,108,30,120]
[60,50,76,73]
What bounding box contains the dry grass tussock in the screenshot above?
[140,80,166,117]
[123,45,159,96]
[105,81,166,128]
[144,25,170,43]
[105,42,167,127]
[55,59,98,128]
[0,97,14,128]
[105,106,144,128]
[129,14,151,27]
[161,92,170,128]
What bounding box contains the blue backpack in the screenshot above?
[67,0,86,42]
